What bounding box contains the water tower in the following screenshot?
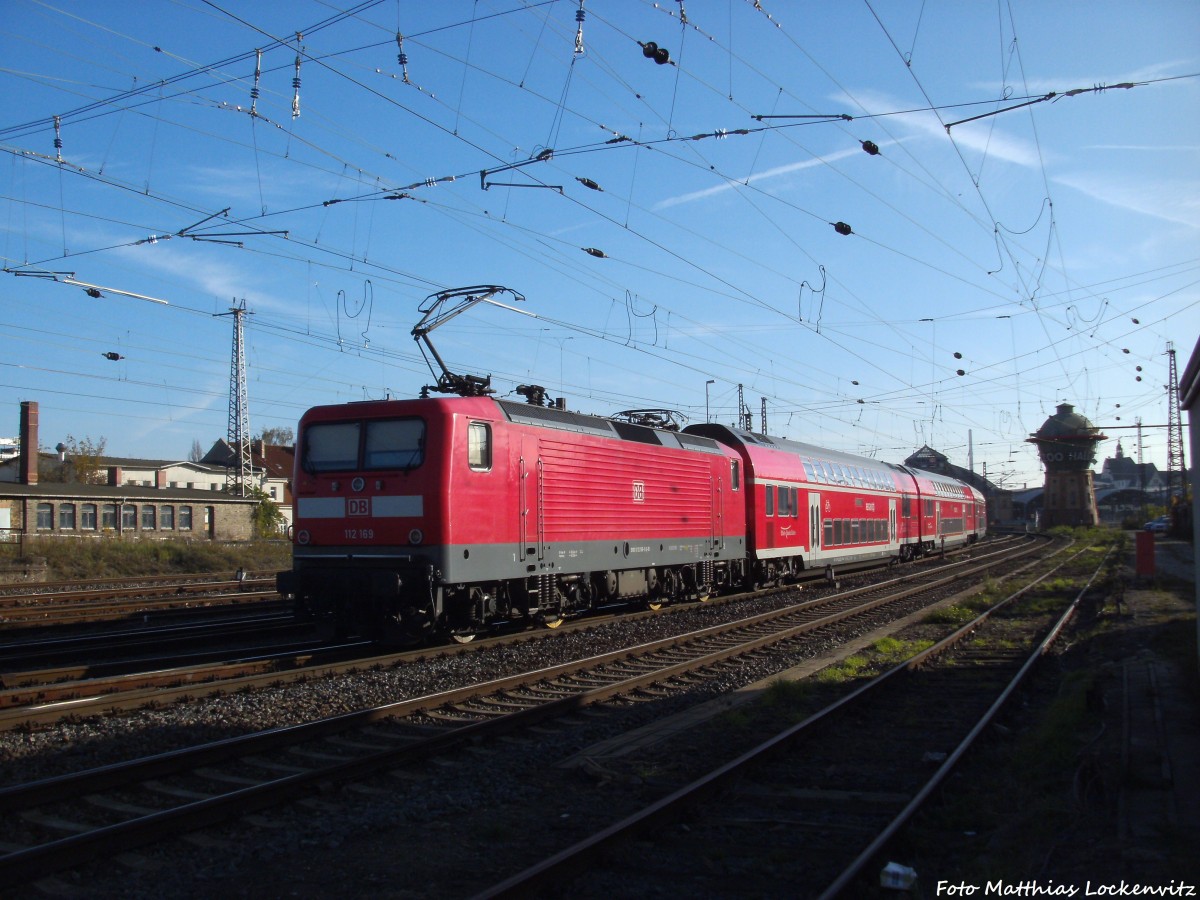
[1027,403,1106,527]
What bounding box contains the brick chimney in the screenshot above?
[19,401,38,486]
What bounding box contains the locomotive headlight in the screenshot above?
[409,528,423,545]
[352,477,365,492]
[297,530,311,545]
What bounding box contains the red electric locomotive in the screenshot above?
[279,395,747,643]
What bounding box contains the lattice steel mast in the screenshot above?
[217,299,253,496]
[1165,341,1189,504]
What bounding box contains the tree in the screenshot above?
[189,439,205,462]
[257,426,294,447]
[39,434,107,484]
[247,486,286,538]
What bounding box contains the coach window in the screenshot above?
[468,422,492,471]
[37,503,53,530]
[142,505,156,530]
[789,487,799,517]
[122,504,137,530]
[764,485,775,517]
[365,418,425,470]
[81,504,97,531]
[824,518,834,546]
[179,506,193,531]
[58,503,76,530]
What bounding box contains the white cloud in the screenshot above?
[1053,172,1200,228]
[653,145,865,210]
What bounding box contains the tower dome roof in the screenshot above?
[1033,403,1102,440]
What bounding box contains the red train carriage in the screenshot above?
[279,396,746,642]
[685,425,904,581]
[890,465,986,558]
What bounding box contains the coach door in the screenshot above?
[889,498,897,545]
[808,492,822,560]
[518,438,545,567]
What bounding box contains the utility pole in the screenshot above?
[760,397,768,436]
[217,299,253,497]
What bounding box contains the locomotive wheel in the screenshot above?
[450,632,476,644]
[541,615,564,629]
[646,599,664,611]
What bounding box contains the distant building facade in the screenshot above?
[0,401,282,542]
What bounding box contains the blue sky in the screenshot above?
[2,1,1196,489]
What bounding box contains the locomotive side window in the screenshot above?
[304,422,361,472]
[731,459,740,490]
[365,418,425,470]
[468,421,492,471]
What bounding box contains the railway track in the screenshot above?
[472,538,1113,898]
[0,537,1020,730]
[0,573,279,630]
[0,534,1048,890]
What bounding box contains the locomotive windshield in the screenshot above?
[364,418,424,469]
[302,417,425,473]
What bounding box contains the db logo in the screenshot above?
[632,481,645,503]
[348,498,370,517]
